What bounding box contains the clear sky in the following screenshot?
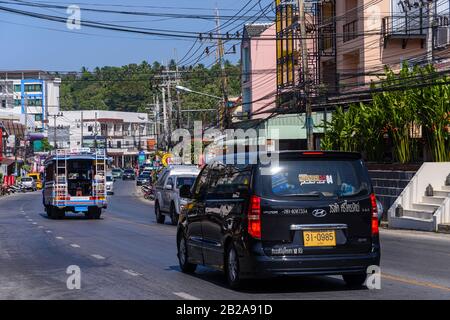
[0,0,273,72]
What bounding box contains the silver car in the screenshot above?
[21,177,36,191]
[154,166,200,225]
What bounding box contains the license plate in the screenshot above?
[303,230,336,247]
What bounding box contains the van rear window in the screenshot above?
[261,159,371,198]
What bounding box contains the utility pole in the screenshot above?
[94,111,98,150]
[298,0,314,150]
[166,72,173,145]
[216,8,230,130]
[426,0,435,64]
[175,49,182,129]
[161,87,168,150]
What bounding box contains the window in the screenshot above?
[117,141,121,149]
[24,84,42,92]
[1,100,5,108]
[208,163,252,198]
[156,171,169,188]
[14,84,21,92]
[88,126,93,132]
[14,99,21,106]
[28,99,42,107]
[166,177,174,187]
[34,114,43,121]
[193,166,210,198]
[261,159,371,198]
[176,176,196,188]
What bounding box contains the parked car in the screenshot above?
[106,175,114,195]
[176,151,381,289]
[20,177,37,191]
[112,168,123,180]
[136,172,151,186]
[27,172,42,189]
[122,169,136,180]
[154,166,200,225]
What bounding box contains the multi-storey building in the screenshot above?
[317,0,450,100]
[51,110,157,168]
[0,70,61,133]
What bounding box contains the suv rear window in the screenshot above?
[260,159,371,198]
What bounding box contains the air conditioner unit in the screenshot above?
[436,26,450,48]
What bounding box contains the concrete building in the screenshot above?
[318,0,450,96]
[0,70,61,133]
[51,110,157,168]
[241,23,277,119]
[239,22,331,150]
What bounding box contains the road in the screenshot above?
[1,180,450,300]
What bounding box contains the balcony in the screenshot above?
[382,15,427,39]
[343,20,358,43]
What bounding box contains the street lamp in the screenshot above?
[175,86,222,100]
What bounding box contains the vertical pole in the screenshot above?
[94,112,98,151]
[80,111,84,148]
[427,1,434,64]
[162,87,168,150]
[216,8,229,130]
[298,0,314,150]
[53,114,57,149]
[167,74,173,147]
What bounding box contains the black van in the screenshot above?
[177,151,380,289]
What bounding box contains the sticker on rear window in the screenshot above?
[298,174,333,186]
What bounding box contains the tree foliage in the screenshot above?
[59,61,241,126]
[322,64,450,163]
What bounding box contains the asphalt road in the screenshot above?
[1,180,450,300]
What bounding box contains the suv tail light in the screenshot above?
[248,195,261,239]
[370,193,379,236]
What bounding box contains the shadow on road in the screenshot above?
[38,213,104,221]
[167,265,367,294]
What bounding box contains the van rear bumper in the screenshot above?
[239,251,380,279]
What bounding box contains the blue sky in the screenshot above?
[0,0,273,71]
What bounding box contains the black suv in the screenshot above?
[122,169,136,180]
[177,151,381,289]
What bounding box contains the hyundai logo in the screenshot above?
[312,209,327,218]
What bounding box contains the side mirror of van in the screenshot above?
[179,184,192,199]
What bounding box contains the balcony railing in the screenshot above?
[343,20,358,43]
[382,15,428,38]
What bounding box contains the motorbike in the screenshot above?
[141,183,155,200]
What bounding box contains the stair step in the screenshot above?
[402,209,435,220]
[438,224,450,234]
[422,196,446,205]
[410,203,439,212]
[434,190,450,197]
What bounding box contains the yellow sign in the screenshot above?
[161,153,173,167]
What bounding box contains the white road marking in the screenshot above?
[32,222,37,225]
[123,269,142,277]
[56,236,64,240]
[70,244,81,248]
[46,230,52,233]
[173,292,201,300]
[91,254,105,260]
[38,226,44,229]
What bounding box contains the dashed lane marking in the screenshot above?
[70,244,81,248]
[56,236,64,240]
[123,269,142,277]
[91,254,105,260]
[173,292,201,300]
[46,230,52,233]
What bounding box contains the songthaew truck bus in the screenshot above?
[43,149,107,220]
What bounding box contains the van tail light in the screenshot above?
[248,195,261,239]
[370,193,379,236]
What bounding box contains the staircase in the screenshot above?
[388,163,450,232]
[369,170,416,221]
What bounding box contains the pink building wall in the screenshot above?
[242,24,277,120]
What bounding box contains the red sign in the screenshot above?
[0,128,3,161]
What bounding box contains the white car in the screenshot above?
[106,175,114,195]
[21,177,36,191]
